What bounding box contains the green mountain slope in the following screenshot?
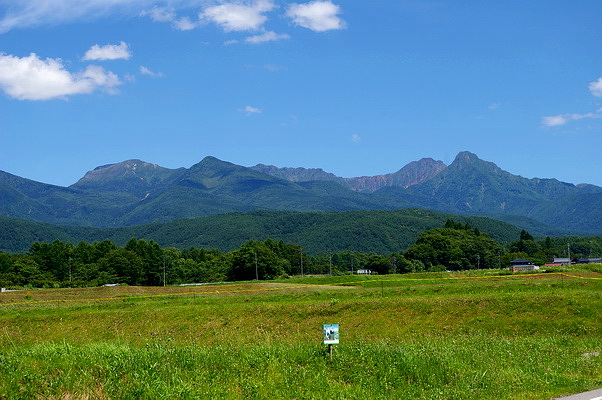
[71,159,186,197]
[0,170,137,226]
[0,210,524,254]
[404,151,601,217]
[528,192,602,233]
[119,157,393,226]
[1,152,601,232]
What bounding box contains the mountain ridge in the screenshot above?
[252,157,447,192]
[1,152,601,233]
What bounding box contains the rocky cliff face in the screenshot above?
[253,158,447,192]
[251,164,344,184]
[344,158,447,192]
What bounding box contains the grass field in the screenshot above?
[0,269,600,399]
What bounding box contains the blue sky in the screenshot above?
[1,0,601,187]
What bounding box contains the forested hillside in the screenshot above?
[1,216,600,289]
[0,209,524,254]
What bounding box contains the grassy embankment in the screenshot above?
[0,267,600,399]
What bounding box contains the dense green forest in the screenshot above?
[0,209,533,254]
[1,219,601,289]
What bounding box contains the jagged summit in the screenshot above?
[253,157,447,192]
[252,164,341,183]
[1,151,601,232]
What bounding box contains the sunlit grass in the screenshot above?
[0,270,600,399]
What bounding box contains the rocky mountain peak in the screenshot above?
[71,159,183,196]
[78,159,161,182]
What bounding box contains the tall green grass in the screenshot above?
[0,336,599,399]
[0,271,600,399]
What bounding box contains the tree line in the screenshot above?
[1,219,600,289]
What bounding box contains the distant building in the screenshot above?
[509,258,540,272]
[576,257,602,264]
[553,258,571,266]
[356,269,372,275]
[510,258,534,266]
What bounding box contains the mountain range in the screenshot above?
[1,151,601,234]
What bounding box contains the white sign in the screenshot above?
[323,324,339,344]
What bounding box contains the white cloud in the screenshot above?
[140,6,176,23]
[542,115,568,127]
[139,65,163,78]
[542,112,599,127]
[351,134,361,143]
[141,6,199,31]
[200,0,274,32]
[83,41,131,61]
[174,16,197,31]
[287,1,345,32]
[263,64,287,71]
[488,103,501,110]
[240,105,262,115]
[0,52,121,101]
[245,31,290,44]
[542,78,602,127]
[0,0,157,32]
[589,77,602,97]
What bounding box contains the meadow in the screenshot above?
[0,268,600,399]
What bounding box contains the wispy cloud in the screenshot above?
[542,112,600,127]
[263,64,287,72]
[542,77,602,127]
[589,77,602,97]
[287,1,345,32]
[173,16,197,31]
[245,31,290,44]
[140,6,198,31]
[240,105,262,115]
[0,0,154,33]
[140,6,176,23]
[139,66,163,78]
[0,52,121,100]
[351,134,361,143]
[200,0,275,32]
[83,41,131,61]
[1,0,349,41]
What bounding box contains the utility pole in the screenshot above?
[163,257,166,287]
[351,252,354,275]
[477,254,480,269]
[329,254,332,277]
[254,251,259,280]
[300,250,304,278]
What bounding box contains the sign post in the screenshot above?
[323,324,339,359]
